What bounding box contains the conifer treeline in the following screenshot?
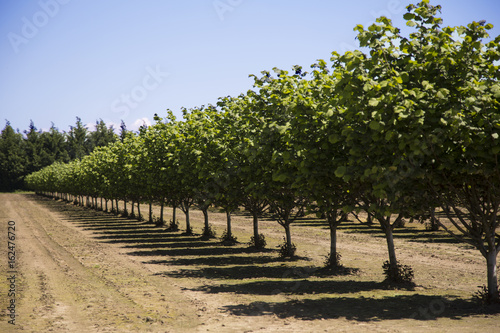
[0,117,120,191]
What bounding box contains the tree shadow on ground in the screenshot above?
[391,229,469,245]
[127,246,268,257]
[145,254,280,267]
[223,296,500,321]
[193,280,389,295]
[156,264,344,280]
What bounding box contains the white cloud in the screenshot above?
[130,117,151,131]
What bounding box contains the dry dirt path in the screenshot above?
[0,193,199,332]
[1,193,500,332]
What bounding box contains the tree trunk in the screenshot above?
[340,212,349,222]
[172,205,176,224]
[184,205,191,233]
[202,208,209,232]
[328,214,338,266]
[131,200,135,216]
[284,222,292,250]
[159,200,165,226]
[149,202,153,223]
[252,214,259,241]
[393,214,405,228]
[115,199,119,214]
[429,207,439,231]
[124,200,128,216]
[486,249,499,301]
[137,202,142,220]
[226,210,232,238]
[383,218,398,273]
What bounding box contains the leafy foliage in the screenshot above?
[278,237,297,258]
[473,285,500,305]
[382,260,415,285]
[249,234,267,249]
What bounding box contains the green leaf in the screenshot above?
[283,151,291,161]
[403,13,415,20]
[368,98,380,107]
[329,134,339,144]
[422,81,433,90]
[354,24,364,33]
[369,121,381,131]
[335,166,347,178]
[401,72,410,83]
[491,84,500,98]
[394,106,405,114]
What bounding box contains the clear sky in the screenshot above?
[1,0,499,133]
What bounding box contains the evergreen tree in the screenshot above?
[0,121,27,191]
[67,117,89,160]
[88,119,117,149]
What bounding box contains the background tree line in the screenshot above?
[0,117,120,192]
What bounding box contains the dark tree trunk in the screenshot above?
[252,214,259,241]
[159,200,165,226]
[284,222,292,251]
[327,212,339,266]
[380,215,398,277]
[226,210,232,238]
[149,202,153,223]
[202,208,209,232]
[184,206,191,233]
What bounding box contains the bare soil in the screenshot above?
[1,193,499,332]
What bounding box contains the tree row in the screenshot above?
[25,1,500,302]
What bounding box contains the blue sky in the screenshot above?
[1,0,499,133]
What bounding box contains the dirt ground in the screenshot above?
[1,193,499,332]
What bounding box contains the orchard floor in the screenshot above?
[1,193,499,332]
